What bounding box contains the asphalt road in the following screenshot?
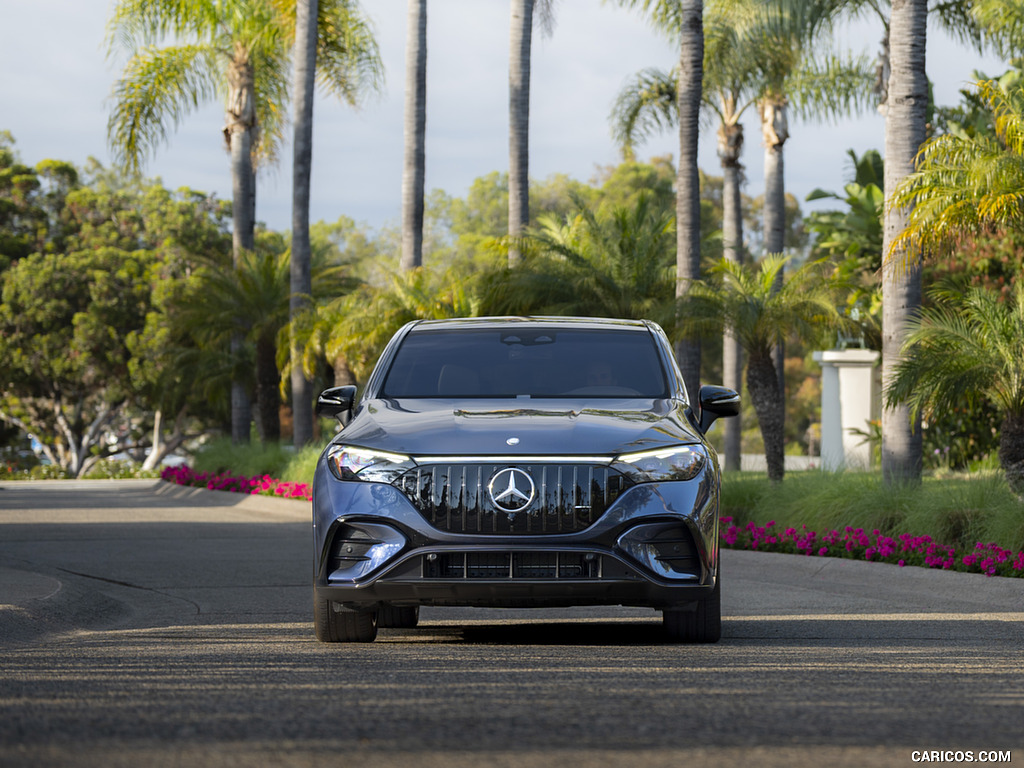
[1,479,1023,768]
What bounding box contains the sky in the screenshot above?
[0,0,1008,238]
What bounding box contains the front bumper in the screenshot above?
[311,455,721,612]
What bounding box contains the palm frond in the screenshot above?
[888,80,1024,261]
[888,279,1024,419]
[107,45,221,173]
[784,51,876,121]
[106,0,222,54]
[609,67,678,151]
[315,0,385,106]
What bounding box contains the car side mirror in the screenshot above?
[315,385,358,420]
[697,385,740,433]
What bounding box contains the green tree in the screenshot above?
[886,279,1024,495]
[806,148,884,271]
[0,134,78,271]
[612,0,871,462]
[611,7,757,468]
[805,148,884,345]
[0,162,238,472]
[0,248,155,476]
[679,255,845,481]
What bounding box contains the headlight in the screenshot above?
[617,445,707,482]
[326,445,414,483]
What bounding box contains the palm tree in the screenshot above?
[618,0,705,403]
[479,192,676,325]
[880,0,927,484]
[107,0,382,443]
[886,280,1024,496]
[178,245,355,442]
[290,0,318,449]
[177,249,292,442]
[680,256,845,481]
[508,0,556,265]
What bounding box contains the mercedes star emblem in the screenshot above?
[487,467,536,518]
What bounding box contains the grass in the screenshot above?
[721,469,1024,554]
[191,436,322,485]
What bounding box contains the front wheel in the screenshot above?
[663,572,721,644]
[314,595,378,643]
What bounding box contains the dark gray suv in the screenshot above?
[312,317,739,643]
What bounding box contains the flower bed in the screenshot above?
[723,517,1024,578]
[161,465,312,502]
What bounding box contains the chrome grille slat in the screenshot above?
[395,463,632,535]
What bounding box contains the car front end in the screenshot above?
[311,317,738,643]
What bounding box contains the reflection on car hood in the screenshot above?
[334,398,701,457]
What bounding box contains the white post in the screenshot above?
[812,349,880,471]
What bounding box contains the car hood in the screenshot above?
[334,398,702,457]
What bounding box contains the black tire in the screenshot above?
[377,605,420,628]
[663,572,721,644]
[314,594,378,643]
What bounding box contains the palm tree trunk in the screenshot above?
[256,333,281,443]
[881,0,926,484]
[999,411,1024,496]
[747,349,785,482]
[401,0,428,272]
[227,54,257,444]
[290,0,318,449]
[760,100,788,258]
[674,0,704,400]
[719,120,744,471]
[508,0,534,266]
[761,96,788,401]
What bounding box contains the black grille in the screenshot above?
[648,527,701,575]
[328,525,381,571]
[394,463,632,535]
[424,552,601,579]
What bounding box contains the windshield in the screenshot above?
[379,327,670,399]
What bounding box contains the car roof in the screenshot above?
[406,316,656,332]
